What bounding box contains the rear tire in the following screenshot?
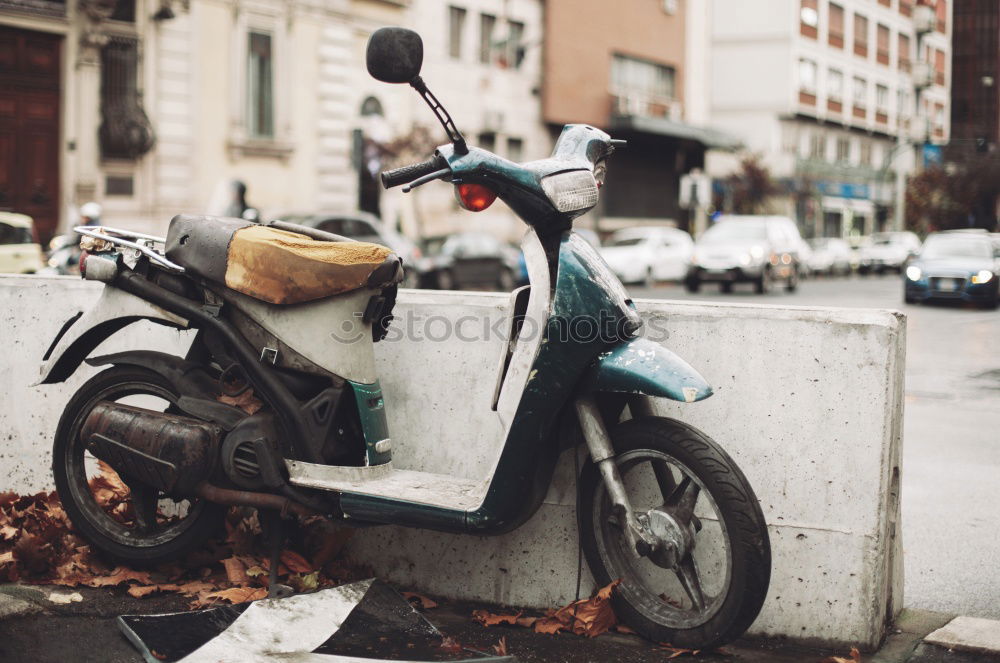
[754,268,772,294]
[53,366,224,566]
[719,282,733,294]
[684,276,701,293]
[578,417,770,649]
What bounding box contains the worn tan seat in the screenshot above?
[164,215,401,305]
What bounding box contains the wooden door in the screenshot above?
[0,26,62,244]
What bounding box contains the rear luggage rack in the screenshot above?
[74,225,186,273]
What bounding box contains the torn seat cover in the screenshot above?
[165,214,401,305]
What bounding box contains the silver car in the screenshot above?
[686,215,804,294]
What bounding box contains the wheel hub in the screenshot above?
[641,507,694,568]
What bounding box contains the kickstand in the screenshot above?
[261,509,294,599]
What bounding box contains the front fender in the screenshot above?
[580,337,713,403]
[37,285,189,385]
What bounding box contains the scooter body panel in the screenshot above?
[38,286,189,385]
[580,337,714,403]
[339,231,641,533]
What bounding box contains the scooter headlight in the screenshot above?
[905,265,922,281]
[540,170,599,216]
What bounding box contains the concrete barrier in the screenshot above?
[0,275,904,649]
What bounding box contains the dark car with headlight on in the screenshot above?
[904,232,1000,308]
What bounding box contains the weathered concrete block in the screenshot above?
[0,277,904,648]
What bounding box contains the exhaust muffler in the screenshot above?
[81,401,222,497]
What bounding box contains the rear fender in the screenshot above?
[37,286,189,385]
[579,337,713,404]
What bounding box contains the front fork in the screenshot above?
[575,397,659,557]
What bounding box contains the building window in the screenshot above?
[898,33,911,71]
[507,137,523,162]
[479,13,496,64]
[860,139,872,166]
[897,88,910,118]
[876,84,889,111]
[876,24,890,65]
[611,54,676,118]
[853,76,867,118]
[799,58,817,92]
[836,137,851,163]
[935,0,947,33]
[247,31,274,138]
[100,35,155,160]
[809,132,827,160]
[827,68,844,100]
[853,13,869,58]
[829,3,845,48]
[478,131,496,152]
[800,0,819,39]
[934,48,945,85]
[899,0,912,16]
[501,20,524,69]
[448,6,466,59]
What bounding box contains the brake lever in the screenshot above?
[402,168,451,193]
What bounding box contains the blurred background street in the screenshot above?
[631,272,1000,620]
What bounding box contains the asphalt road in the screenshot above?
[629,273,1000,620]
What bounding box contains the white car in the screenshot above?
[0,212,45,274]
[807,237,854,275]
[599,227,693,285]
[858,231,921,274]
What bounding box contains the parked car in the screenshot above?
[904,231,1000,308]
[598,227,693,285]
[858,231,921,274]
[686,215,803,294]
[0,212,44,274]
[272,211,424,287]
[807,237,854,276]
[420,232,518,291]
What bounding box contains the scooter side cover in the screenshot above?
[583,337,714,404]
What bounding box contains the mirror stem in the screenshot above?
[410,76,469,155]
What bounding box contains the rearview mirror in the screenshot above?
[366,27,423,84]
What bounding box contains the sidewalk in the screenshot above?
[1,583,998,663]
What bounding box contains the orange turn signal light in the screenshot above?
[455,183,497,212]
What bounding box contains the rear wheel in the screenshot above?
[53,366,224,566]
[578,417,770,649]
[719,282,733,294]
[684,276,701,294]
[785,266,799,292]
[754,267,772,294]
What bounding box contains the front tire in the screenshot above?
[53,366,224,566]
[578,417,770,649]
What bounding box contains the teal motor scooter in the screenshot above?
[41,27,769,649]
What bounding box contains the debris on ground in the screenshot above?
[820,647,862,663]
[472,579,621,638]
[0,463,369,609]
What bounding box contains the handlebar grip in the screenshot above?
[380,156,446,189]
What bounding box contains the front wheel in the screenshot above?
[578,417,770,649]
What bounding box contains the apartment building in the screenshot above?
[707,0,951,239]
[542,0,736,233]
[0,0,408,241]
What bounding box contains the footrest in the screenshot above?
[286,460,488,511]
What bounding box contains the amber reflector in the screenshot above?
[455,183,497,212]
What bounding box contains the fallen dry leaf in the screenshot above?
[222,557,249,585]
[660,644,702,658]
[402,591,438,610]
[820,647,862,663]
[190,586,268,609]
[439,636,464,654]
[280,549,314,574]
[492,636,508,656]
[218,390,264,415]
[472,609,523,626]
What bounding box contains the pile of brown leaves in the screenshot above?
[473,580,623,638]
[0,463,363,609]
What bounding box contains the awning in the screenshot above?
[609,115,743,151]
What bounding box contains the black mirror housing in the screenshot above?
[366,27,423,84]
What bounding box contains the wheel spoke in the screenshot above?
[675,555,707,612]
[666,475,700,524]
[652,460,677,504]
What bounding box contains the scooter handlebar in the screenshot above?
[380,156,448,189]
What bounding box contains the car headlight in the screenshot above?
[905,265,922,281]
[971,270,994,284]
